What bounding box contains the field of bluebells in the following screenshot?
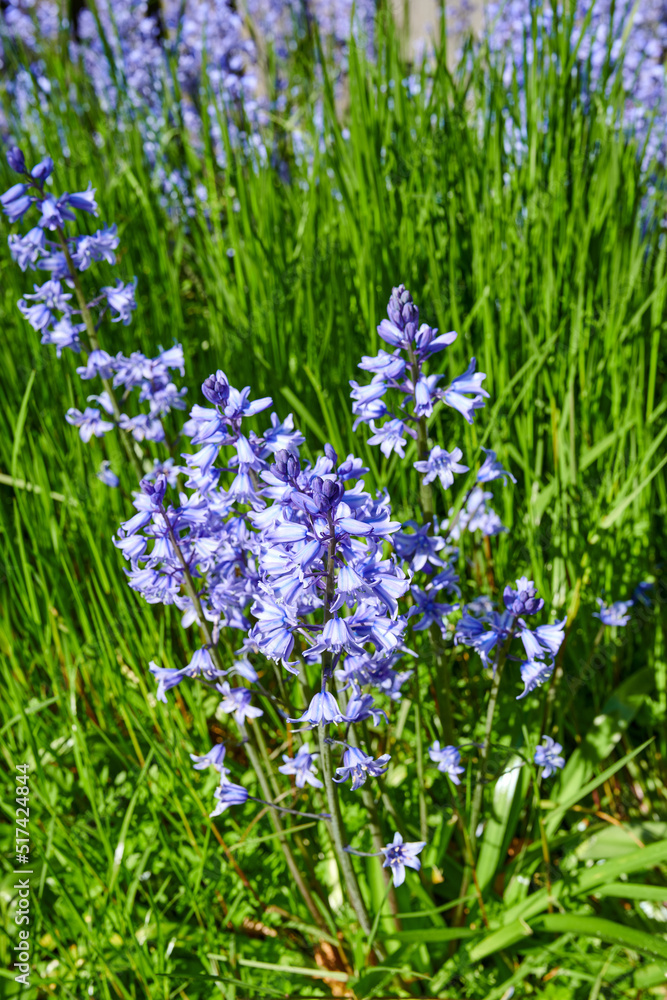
[1,1,667,998]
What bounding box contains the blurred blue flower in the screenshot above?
[534,736,565,778]
[190,743,228,772]
[593,598,634,626]
[477,448,516,484]
[278,743,323,788]
[414,445,469,489]
[428,742,465,784]
[517,658,554,699]
[210,778,249,817]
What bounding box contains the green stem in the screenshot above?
[455,649,508,927]
[347,727,401,925]
[451,786,489,929]
[413,378,434,522]
[241,723,328,932]
[469,654,507,848]
[430,625,455,745]
[318,724,381,948]
[413,665,428,842]
[56,228,144,482]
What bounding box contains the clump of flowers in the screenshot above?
[4,153,584,950]
[1,146,187,481]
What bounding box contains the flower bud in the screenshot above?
[6,147,26,173]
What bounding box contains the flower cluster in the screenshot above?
[350,283,488,462]
[2,148,187,474]
[456,577,566,699]
[1,1,378,217]
[482,0,667,168]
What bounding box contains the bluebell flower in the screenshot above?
[429,563,461,597]
[18,279,72,330]
[65,406,114,442]
[308,614,365,656]
[210,778,249,817]
[149,660,187,702]
[190,743,228,772]
[119,413,165,442]
[102,278,138,324]
[223,384,272,421]
[8,227,45,270]
[344,688,388,725]
[519,619,566,660]
[381,831,426,887]
[43,317,82,356]
[67,185,98,215]
[76,349,116,380]
[393,521,446,572]
[202,370,230,406]
[261,412,305,456]
[140,474,168,507]
[38,194,77,230]
[1,183,33,223]
[445,487,506,540]
[443,358,489,424]
[71,225,119,269]
[428,742,465,784]
[633,581,653,607]
[249,599,299,667]
[30,157,54,182]
[593,598,634,626]
[278,743,323,788]
[413,373,443,417]
[337,454,370,480]
[358,349,406,379]
[503,577,544,617]
[334,746,391,790]
[414,323,457,358]
[414,445,469,489]
[517,658,554,699]
[217,681,263,724]
[409,586,457,632]
[185,647,224,681]
[534,736,565,779]
[97,461,120,488]
[477,448,516,484]
[366,417,410,458]
[7,147,26,173]
[36,250,70,280]
[145,458,182,489]
[350,377,389,429]
[287,691,347,727]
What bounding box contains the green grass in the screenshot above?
[1,12,666,999]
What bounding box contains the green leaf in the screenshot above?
[546,737,653,837]
[533,913,667,963]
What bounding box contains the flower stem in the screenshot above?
[430,626,455,746]
[469,653,507,848]
[318,723,382,951]
[413,665,429,842]
[455,648,508,928]
[241,723,328,932]
[247,796,330,822]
